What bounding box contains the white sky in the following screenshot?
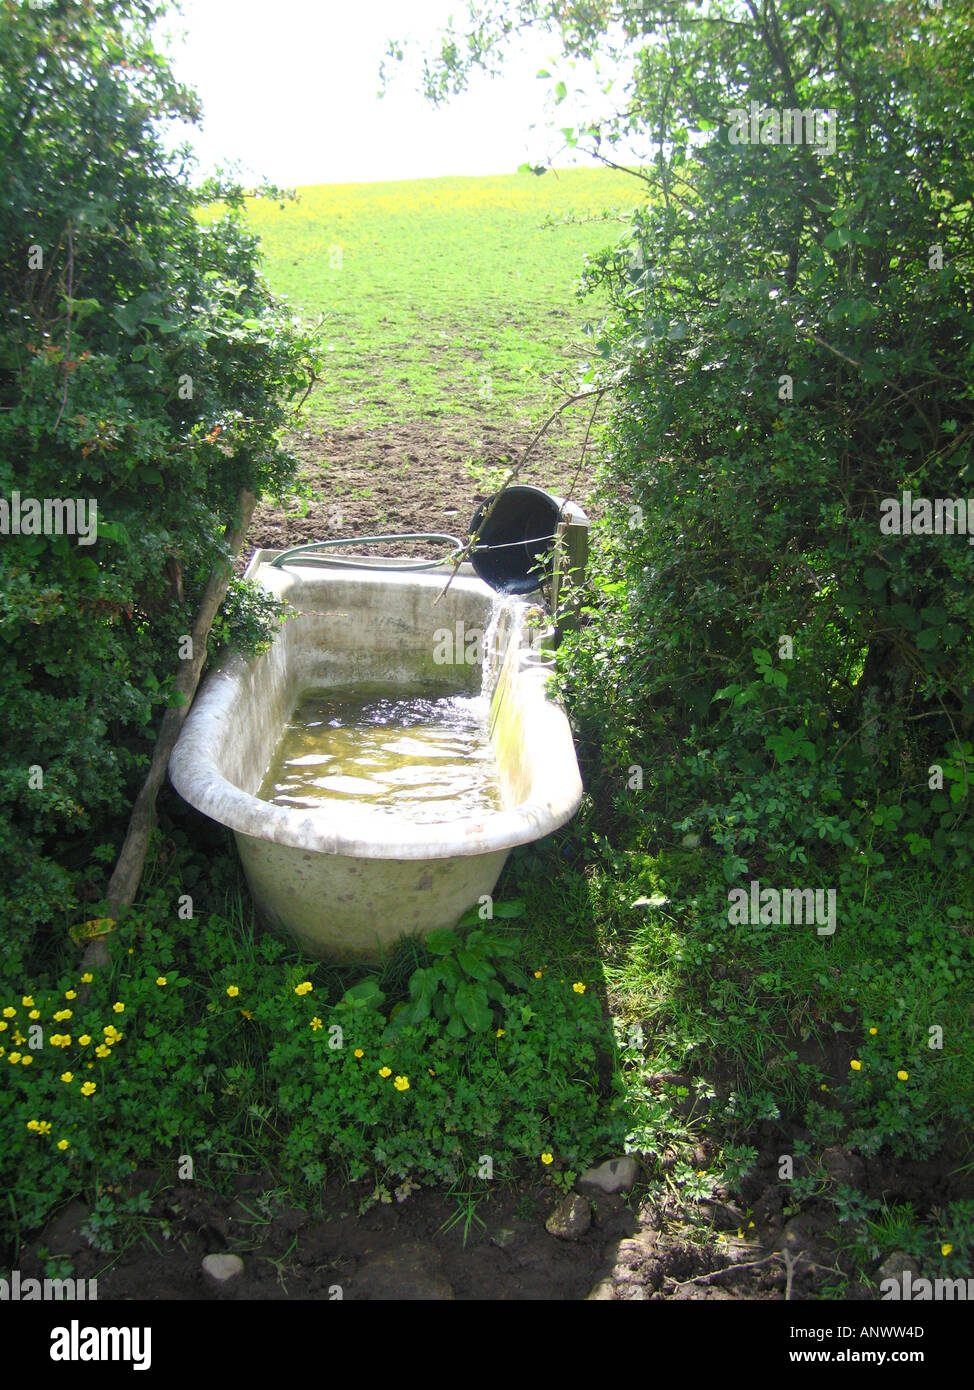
[162,0,622,185]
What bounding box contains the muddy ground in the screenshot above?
[245,418,602,559]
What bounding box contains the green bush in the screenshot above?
[545,0,974,885]
[0,889,621,1251]
[0,0,321,960]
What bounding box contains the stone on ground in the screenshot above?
[545,1194,592,1239]
[577,1156,640,1196]
[202,1253,244,1283]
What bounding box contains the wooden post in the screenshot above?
[82,489,256,969]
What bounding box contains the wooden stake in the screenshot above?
[83,489,256,969]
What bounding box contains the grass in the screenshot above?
[230,167,645,430]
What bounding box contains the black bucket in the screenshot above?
[468,486,564,595]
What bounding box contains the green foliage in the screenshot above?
[836,1198,974,1284]
[0,854,621,1252]
[384,915,529,1041]
[538,0,974,887]
[0,0,322,956]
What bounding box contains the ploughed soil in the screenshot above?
[244,418,603,560]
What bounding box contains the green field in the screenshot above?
[237,167,644,429]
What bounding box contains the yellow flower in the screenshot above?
[0,1020,6,1030]
[8,1052,22,1064]
[81,973,93,984]
[103,1024,120,1039]
[26,1120,39,1131]
[310,1017,323,1031]
[36,1120,51,1135]
[748,1221,755,1229]
[57,1139,69,1151]
[13,1030,25,1044]
[496,1028,505,1038]
[850,1059,862,1071]
[240,1009,253,1020]
[20,1055,32,1066]
[533,970,542,979]
[737,1227,744,1238]
[869,1026,878,1035]
[156,977,167,987]
[79,1035,91,1046]
[820,1084,828,1091]
[428,1068,436,1076]
[572,982,586,994]
[2,1007,15,1017]
[28,1010,40,1020]
[541,1152,554,1165]
[393,1075,409,1091]
[95,1044,110,1058]
[53,1010,72,1022]
[21,996,34,1007]
[80,1082,96,1097]
[61,1072,74,1083]
[65,990,77,1000]
[942,1243,953,1257]
[897,1069,908,1081]
[354,1049,364,1058]
[226,985,239,998]
[112,1002,124,1014]
[294,981,313,995]
[378,1066,392,1078]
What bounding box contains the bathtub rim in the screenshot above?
[168,571,583,862]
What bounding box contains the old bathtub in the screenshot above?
[168,551,583,962]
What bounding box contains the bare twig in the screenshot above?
[566,384,607,503]
[53,220,73,431]
[664,1250,783,1293]
[808,332,934,438]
